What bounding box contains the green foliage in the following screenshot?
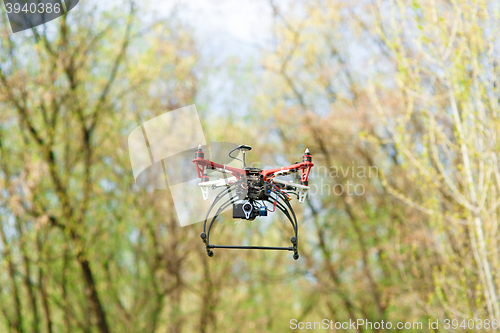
[1,0,500,332]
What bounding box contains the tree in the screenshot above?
[0,1,202,332]
[370,0,500,326]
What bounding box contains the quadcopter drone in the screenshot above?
[193,144,313,260]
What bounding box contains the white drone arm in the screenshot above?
[272,178,310,203]
[198,176,238,200]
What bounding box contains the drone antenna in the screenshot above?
[228,144,252,168]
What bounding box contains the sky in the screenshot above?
[176,0,274,59]
[145,0,276,61]
[165,0,280,124]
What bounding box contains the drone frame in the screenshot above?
[193,145,313,260]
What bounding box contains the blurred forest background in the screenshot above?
[1,0,500,332]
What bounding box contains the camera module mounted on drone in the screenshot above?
[193,144,313,260]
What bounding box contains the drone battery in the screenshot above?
[260,206,267,216]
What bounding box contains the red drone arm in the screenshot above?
[261,149,313,185]
[193,146,313,185]
[193,146,246,180]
